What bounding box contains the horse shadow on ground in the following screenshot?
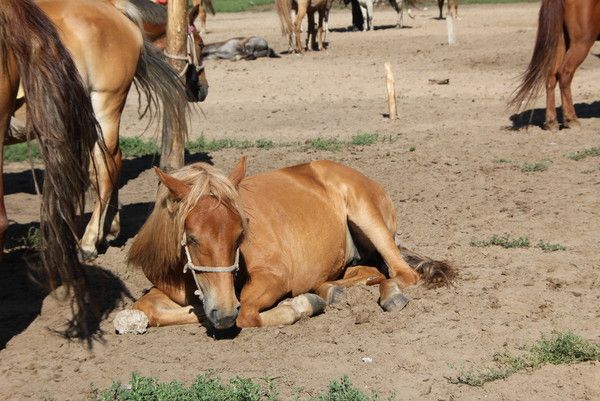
[508,101,600,130]
[329,24,407,33]
[0,245,132,349]
[1,151,213,348]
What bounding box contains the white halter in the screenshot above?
[164,28,205,78]
[181,232,240,299]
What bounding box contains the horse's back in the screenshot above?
[239,161,392,294]
[36,0,142,89]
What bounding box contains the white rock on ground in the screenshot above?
[113,309,149,334]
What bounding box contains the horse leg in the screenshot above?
[545,35,565,131]
[236,272,326,328]
[199,1,207,34]
[360,4,368,31]
[558,39,595,129]
[317,10,325,50]
[133,287,202,327]
[366,0,373,31]
[454,0,458,19]
[316,265,385,304]
[294,6,307,52]
[80,91,124,260]
[438,0,444,19]
[307,10,316,51]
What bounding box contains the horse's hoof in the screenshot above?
[292,293,326,318]
[564,119,581,130]
[327,285,346,304]
[543,120,559,132]
[380,292,410,312]
[113,309,149,334]
[78,246,98,262]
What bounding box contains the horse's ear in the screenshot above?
[154,167,190,200]
[228,156,247,188]
[189,4,200,26]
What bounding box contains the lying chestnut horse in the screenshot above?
[126,158,454,330]
[512,0,600,131]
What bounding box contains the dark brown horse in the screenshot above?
[0,0,100,333]
[512,0,600,131]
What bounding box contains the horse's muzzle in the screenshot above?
[208,305,239,329]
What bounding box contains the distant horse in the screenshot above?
[151,0,215,34]
[0,0,100,332]
[277,0,335,52]
[202,37,279,60]
[348,0,415,30]
[437,0,458,20]
[22,0,204,261]
[511,0,600,131]
[125,159,455,330]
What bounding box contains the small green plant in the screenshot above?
[520,160,551,172]
[453,331,600,386]
[350,133,379,146]
[470,234,530,249]
[306,137,343,151]
[4,142,41,162]
[256,139,274,149]
[493,158,511,164]
[537,240,566,252]
[306,375,391,401]
[567,146,600,161]
[118,137,159,157]
[409,146,416,152]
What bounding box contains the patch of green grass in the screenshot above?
[86,374,390,401]
[306,137,343,151]
[520,159,551,173]
[409,146,416,152]
[493,158,511,164]
[119,137,159,158]
[350,133,379,146]
[453,330,600,386]
[537,240,566,252]
[213,0,274,13]
[470,234,530,249]
[4,142,40,162]
[256,139,274,149]
[567,146,600,161]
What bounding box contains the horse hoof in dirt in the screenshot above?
[379,281,410,312]
[279,293,327,319]
[78,246,98,262]
[543,120,560,132]
[317,284,346,304]
[564,118,581,130]
[113,309,149,334]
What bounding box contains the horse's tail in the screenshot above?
[396,243,457,288]
[510,0,565,110]
[0,0,99,334]
[276,0,294,38]
[134,40,189,153]
[202,0,216,16]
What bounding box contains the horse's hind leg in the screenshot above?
[558,39,595,128]
[236,272,326,328]
[133,287,201,327]
[80,91,124,260]
[316,265,385,304]
[437,0,444,19]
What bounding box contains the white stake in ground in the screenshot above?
[446,14,457,45]
[384,62,398,120]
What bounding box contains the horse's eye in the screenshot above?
[188,235,199,245]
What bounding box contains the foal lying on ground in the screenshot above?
[123,158,455,331]
[202,37,279,61]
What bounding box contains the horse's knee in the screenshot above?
[236,307,261,328]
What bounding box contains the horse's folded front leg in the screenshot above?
[236,272,325,327]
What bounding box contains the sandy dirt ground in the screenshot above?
[1,3,600,400]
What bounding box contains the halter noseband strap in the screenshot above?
[163,29,205,78]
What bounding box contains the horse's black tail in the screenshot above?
[1,0,100,337]
[268,48,281,58]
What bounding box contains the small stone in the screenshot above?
[113,309,149,334]
[361,357,373,363]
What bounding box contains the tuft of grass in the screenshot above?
[453,331,600,386]
[470,234,530,249]
[86,374,391,401]
[520,159,551,172]
[119,137,159,158]
[409,146,416,152]
[350,133,379,146]
[567,146,600,161]
[306,137,343,151]
[256,139,274,149]
[4,142,41,163]
[537,240,566,252]
[493,158,511,164]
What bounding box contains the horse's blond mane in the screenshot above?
[128,162,245,284]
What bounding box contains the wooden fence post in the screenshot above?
[160,0,187,171]
[384,62,398,120]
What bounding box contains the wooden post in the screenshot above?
[160,0,187,171]
[384,62,397,120]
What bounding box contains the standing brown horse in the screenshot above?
[124,158,455,330]
[511,0,600,131]
[277,0,334,52]
[9,0,206,261]
[0,0,99,332]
